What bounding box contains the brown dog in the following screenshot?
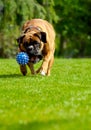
[17,19,55,76]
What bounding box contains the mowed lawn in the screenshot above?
[0,58,91,130]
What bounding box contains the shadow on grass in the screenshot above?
[0,74,42,79]
[0,74,23,78]
[0,119,89,130]
[0,120,62,130]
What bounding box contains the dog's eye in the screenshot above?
[30,41,40,48]
[34,41,41,46]
[34,43,40,48]
[30,40,39,44]
[24,42,28,47]
[34,41,39,44]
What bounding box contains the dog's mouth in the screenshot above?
[28,54,43,64]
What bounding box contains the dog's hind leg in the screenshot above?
[39,51,54,76]
[46,56,54,76]
[20,65,27,76]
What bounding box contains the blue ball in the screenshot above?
[16,52,29,65]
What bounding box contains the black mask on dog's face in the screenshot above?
[17,32,47,54]
[23,40,41,55]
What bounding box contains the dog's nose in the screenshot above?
[28,46,33,51]
[34,52,38,55]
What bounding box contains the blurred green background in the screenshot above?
[0,0,91,58]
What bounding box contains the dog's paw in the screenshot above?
[40,71,46,76]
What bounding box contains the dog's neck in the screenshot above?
[23,26,42,34]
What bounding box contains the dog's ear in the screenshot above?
[16,35,25,44]
[34,32,47,43]
[40,32,47,43]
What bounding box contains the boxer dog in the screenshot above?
[17,19,55,76]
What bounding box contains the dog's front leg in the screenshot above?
[40,51,53,76]
[28,62,35,75]
[20,65,27,76]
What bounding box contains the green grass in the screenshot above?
[0,58,91,130]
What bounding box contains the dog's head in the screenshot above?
[17,31,47,56]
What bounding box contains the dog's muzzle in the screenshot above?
[27,45,41,55]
